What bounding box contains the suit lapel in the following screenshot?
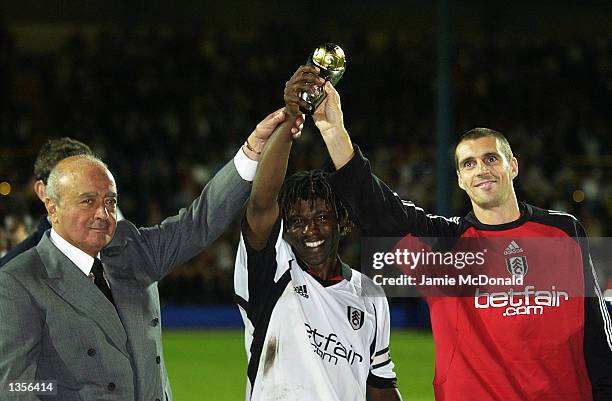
[37,234,129,357]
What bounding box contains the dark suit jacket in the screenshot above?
[0,216,50,267]
[0,158,250,401]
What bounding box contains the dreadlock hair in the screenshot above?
[279,169,353,236]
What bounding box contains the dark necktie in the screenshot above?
[91,258,116,307]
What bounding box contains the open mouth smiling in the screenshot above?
[305,240,324,248]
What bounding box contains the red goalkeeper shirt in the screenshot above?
[328,146,612,401]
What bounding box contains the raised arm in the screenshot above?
[244,66,323,250]
[312,81,355,170]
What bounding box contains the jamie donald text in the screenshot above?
[372,273,523,287]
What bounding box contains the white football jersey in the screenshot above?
[234,219,397,401]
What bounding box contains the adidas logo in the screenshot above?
[503,240,524,255]
[294,285,309,298]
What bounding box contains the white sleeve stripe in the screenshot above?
[547,210,578,220]
[372,359,392,370]
[595,291,612,350]
[372,351,390,366]
[426,214,461,224]
[399,199,423,211]
[398,198,460,223]
[592,263,612,350]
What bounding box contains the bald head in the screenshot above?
[46,155,114,203]
[45,155,118,256]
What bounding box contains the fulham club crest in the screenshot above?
[506,256,528,277]
[347,306,364,330]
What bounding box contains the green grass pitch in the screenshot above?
[163,329,435,401]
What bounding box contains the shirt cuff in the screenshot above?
[233,147,258,181]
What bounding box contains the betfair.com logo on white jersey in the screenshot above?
[305,323,364,366]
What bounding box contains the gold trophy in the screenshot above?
[300,43,346,114]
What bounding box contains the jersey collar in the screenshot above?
[304,257,352,287]
[464,201,533,231]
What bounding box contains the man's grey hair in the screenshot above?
[45,155,109,202]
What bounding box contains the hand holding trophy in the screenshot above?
[299,43,346,115]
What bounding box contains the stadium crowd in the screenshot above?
[1,24,611,304]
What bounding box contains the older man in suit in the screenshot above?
[0,109,304,401]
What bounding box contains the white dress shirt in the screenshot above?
[50,228,99,279]
[234,147,258,182]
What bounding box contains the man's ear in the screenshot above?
[457,171,465,191]
[510,157,519,179]
[44,197,58,223]
[34,180,46,202]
